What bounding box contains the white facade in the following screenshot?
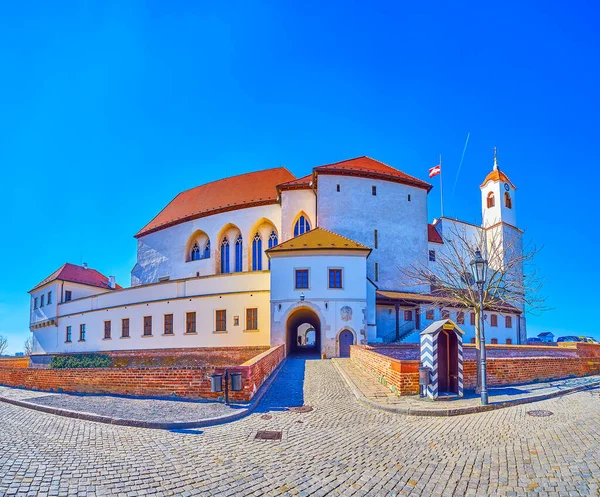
[29,156,527,356]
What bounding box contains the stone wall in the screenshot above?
[0,345,284,402]
[0,357,30,369]
[351,343,600,397]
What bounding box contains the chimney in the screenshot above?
[83,262,88,270]
[109,276,116,289]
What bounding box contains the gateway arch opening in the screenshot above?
[286,307,321,357]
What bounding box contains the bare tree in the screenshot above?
[400,221,548,390]
[23,335,34,356]
[0,335,7,356]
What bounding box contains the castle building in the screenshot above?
[29,156,525,358]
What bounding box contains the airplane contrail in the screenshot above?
[451,132,470,197]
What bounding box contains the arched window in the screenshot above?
[191,243,201,261]
[252,233,262,271]
[268,231,278,269]
[293,215,311,237]
[487,192,495,209]
[220,237,230,274]
[235,235,243,272]
[204,240,211,259]
[504,192,512,209]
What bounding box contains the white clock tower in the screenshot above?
[480,148,517,228]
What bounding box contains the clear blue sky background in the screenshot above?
[0,1,598,354]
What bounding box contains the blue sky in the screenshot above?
[0,1,598,353]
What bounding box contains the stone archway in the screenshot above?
[286,307,321,357]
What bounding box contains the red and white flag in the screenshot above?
[429,164,441,178]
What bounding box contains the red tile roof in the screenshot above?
[277,174,313,191]
[314,156,432,192]
[30,263,121,293]
[266,227,371,254]
[136,167,295,238]
[428,224,443,244]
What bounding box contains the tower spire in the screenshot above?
[493,146,499,171]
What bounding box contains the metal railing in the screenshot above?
[380,321,415,343]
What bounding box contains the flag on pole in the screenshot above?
[429,164,441,178]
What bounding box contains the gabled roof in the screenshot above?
[538,332,554,337]
[29,263,121,293]
[266,227,371,255]
[277,174,313,191]
[136,167,295,238]
[314,156,432,192]
[428,224,443,244]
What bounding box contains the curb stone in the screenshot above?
[332,358,600,417]
[0,359,286,430]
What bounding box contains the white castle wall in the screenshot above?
[316,174,428,291]
[32,271,271,355]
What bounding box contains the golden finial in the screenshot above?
[493,146,498,170]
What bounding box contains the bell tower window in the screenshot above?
[504,192,512,209]
[487,192,495,208]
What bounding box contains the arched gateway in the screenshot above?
[286,307,321,356]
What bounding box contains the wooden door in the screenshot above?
[339,330,354,358]
[437,331,449,392]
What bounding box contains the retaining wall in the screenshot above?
[0,345,284,402]
[351,343,600,396]
[0,357,30,369]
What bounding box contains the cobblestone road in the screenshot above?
[1,358,599,496]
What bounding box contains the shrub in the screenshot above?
[49,354,112,369]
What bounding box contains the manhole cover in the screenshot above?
[289,406,313,413]
[527,410,554,417]
[260,414,273,420]
[255,430,282,441]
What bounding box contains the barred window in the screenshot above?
[143,316,152,336]
[164,314,174,335]
[121,318,130,338]
[104,321,111,339]
[186,312,196,334]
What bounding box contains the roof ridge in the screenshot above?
[178,166,294,196]
[312,227,370,248]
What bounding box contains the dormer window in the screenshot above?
[487,192,495,208]
[504,192,512,209]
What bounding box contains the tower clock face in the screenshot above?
[504,183,510,192]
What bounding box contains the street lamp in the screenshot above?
[470,249,489,405]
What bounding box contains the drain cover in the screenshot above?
[260,414,273,420]
[527,410,554,417]
[255,430,282,441]
[289,406,313,413]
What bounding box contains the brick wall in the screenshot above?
[0,357,29,369]
[350,345,420,395]
[351,343,600,397]
[0,345,284,402]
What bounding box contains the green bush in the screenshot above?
[49,354,112,369]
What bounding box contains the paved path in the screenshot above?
[1,358,600,496]
[0,385,240,424]
[334,357,600,414]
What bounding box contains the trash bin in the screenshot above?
[230,372,242,392]
[210,373,223,393]
[419,366,431,398]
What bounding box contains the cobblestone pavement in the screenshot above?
[1,358,600,496]
[0,386,239,423]
[334,357,600,411]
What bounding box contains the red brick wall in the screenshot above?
[462,357,600,389]
[0,357,29,369]
[350,345,420,395]
[351,343,600,397]
[0,345,284,402]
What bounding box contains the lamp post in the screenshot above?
[470,249,489,405]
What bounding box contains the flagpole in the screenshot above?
[439,154,444,218]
